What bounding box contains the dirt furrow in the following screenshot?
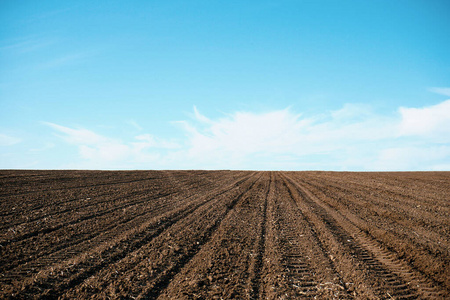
[301,173,449,238]
[135,173,261,300]
[0,172,208,237]
[155,172,269,300]
[248,172,272,300]
[0,170,208,219]
[291,173,450,293]
[313,172,449,205]
[272,174,351,299]
[283,173,448,299]
[2,195,184,279]
[0,174,163,199]
[0,179,170,228]
[0,170,225,247]
[293,175,450,281]
[1,170,448,299]
[3,173,253,299]
[52,173,257,299]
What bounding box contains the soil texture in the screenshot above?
[1,170,449,299]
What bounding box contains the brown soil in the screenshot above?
[0,170,448,299]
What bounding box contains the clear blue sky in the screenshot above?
[1,0,449,170]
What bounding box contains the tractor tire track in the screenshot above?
[292,174,450,288]
[275,173,352,299]
[282,173,448,299]
[248,172,272,300]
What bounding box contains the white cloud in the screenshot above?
[373,146,450,171]
[44,122,130,166]
[133,134,179,150]
[0,133,21,146]
[174,105,396,169]
[44,122,178,169]
[173,101,450,170]
[398,99,450,140]
[193,106,213,124]
[43,99,450,170]
[44,122,108,145]
[79,143,129,162]
[185,109,304,155]
[330,103,373,121]
[135,133,155,144]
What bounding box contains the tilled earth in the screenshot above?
[0,170,449,299]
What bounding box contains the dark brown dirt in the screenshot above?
[0,170,448,299]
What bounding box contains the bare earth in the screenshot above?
[0,170,449,299]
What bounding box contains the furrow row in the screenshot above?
[283,173,448,299]
[274,173,351,299]
[0,172,210,238]
[156,172,269,300]
[297,173,449,296]
[6,173,255,299]
[1,170,447,299]
[0,174,221,273]
[248,172,272,300]
[135,173,261,300]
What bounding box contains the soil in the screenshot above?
[0,170,448,299]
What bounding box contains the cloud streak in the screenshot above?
[0,35,55,53]
[0,133,21,146]
[37,52,90,69]
[429,87,450,97]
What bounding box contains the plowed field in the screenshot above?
[1,170,449,299]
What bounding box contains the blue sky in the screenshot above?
[1,0,449,170]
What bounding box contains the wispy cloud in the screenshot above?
[44,122,179,169]
[127,119,143,131]
[27,6,75,23]
[193,106,213,124]
[44,122,128,167]
[44,122,108,145]
[0,133,21,146]
[429,87,450,97]
[134,134,179,149]
[37,52,90,69]
[29,142,55,152]
[43,99,450,170]
[0,36,55,53]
